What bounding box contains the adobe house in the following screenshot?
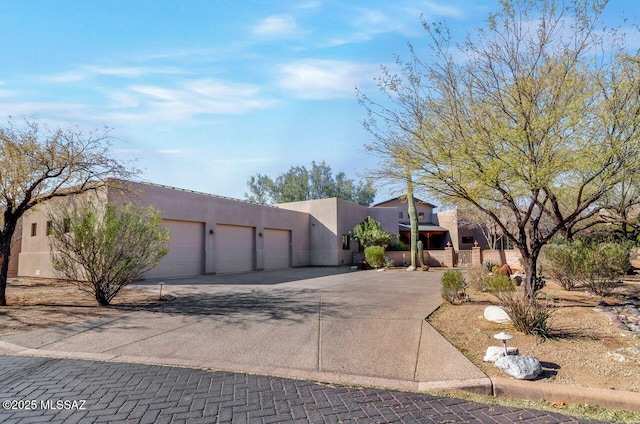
[15,181,399,280]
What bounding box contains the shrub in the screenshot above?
[364,246,385,268]
[496,291,554,338]
[383,256,395,268]
[544,240,632,295]
[484,261,496,272]
[467,266,489,291]
[484,274,515,294]
[580,241,631,296]
[543,243,581,290]
[441,270,467,304]
[351,217,393,248]
[387,240,410,251]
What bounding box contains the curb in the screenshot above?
[490,377,640,413]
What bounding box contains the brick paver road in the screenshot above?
[0,356,608,424]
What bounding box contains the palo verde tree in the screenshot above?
[49,201,170,306]
[361,0,640,299]
[0,119,136,306]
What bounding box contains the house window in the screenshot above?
[31,223,37,237]
[342,234,350,250]
[398,211,403,219]
[462,236,474,244]
[418,212,425,219]
[63,218,71,233]
[46,221,52,236]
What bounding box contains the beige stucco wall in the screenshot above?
[18,182,311,279]
[276,198,397,266]
[373,198,435,224]
[18,190,107,278]
[435,209,459,250]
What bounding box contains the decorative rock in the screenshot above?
[483,346,519,362]
[495,355,542,380]
[484,306,511,324]
[607,347,640,364]
[406,266,416,271]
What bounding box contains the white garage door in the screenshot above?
[264,229,291,270]
[144,220,205,279]
[216,224,254,273]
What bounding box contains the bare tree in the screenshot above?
[0,119,137,306]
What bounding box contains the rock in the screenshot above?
[484,306,511,324]
[495,355,542,380]
[607,347,640,364]
[483,346,519,362]
[406,266,416,271]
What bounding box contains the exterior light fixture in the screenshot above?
[494,332,514,356]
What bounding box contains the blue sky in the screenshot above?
[0,1,635,203]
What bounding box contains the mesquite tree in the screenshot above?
[361,0,640,299]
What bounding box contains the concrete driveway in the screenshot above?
[0,268,489,393]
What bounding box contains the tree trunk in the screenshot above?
[521,249,541,301]
[0,218,17,307]
[406,176,419,268]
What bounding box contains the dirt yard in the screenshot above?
[0,278,162,340]
[428,273,640,393]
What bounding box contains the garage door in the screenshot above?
[216,224,254,273]
[263,229,291,270]
[144,220,205,279]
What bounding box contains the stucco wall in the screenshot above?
[18,182,311,279]
[435,209,459,250]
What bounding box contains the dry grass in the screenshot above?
[428,274,640,393]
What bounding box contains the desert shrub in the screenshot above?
[364,246,385,268]
[545,240,631,295]
[484,261,496,272]
[496,291,554,338]
[383,256,395,268]
[467,266,489,291]
[580,241,631,296]
[387,240,410,251]
[543,243,582,290]
[441,270,467,304]
[484,274,515,294]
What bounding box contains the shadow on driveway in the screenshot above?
[134,267,356,287]
[150,288,346,326]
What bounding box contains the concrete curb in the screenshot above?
[491,377,640,413]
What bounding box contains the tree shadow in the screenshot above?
[145,288,346,326]
[537,361,560,379]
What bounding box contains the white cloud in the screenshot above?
[120,78,274,120]
[46,65,185,82]
[423,2,464,19]
[253,14,298,37]
[279,59,378,100]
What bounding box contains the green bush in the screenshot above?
[496,291,554,338]
[364,246,385,268]
[387,240,410,251]
[441,270,467,304]
[485,274,515,294]
[544,239,632,295]
[484,261,496,272]
[383,256,395,268]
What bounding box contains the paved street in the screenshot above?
[0,356,607,424]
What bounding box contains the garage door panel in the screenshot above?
[145,220,204,278]
[264,229,290,270]
[217,225,254,273]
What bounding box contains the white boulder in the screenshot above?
[495,355,542,380]
[483,346,519,362]
[484,306,511,324]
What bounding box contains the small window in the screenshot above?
[462,236,474,244]
[342,234,350,250]
[418,212,425,219]
[63,218,71,233]
[31,223,37,237]
[398,211,403,219]
[46,221,53,236]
